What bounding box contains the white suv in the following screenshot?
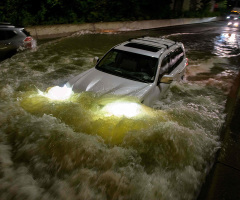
[66,37,188,107]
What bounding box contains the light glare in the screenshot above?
[103,102,142,117]
[39,85,73,100]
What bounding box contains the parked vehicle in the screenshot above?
[66,37,188,107]
[0,22,35,59]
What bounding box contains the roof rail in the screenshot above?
[134,38,167,49]
[0,22,12,25]
[129,36,176,49]
[0,22,15,28]
[128,35,147,42]
[141,37,176,49]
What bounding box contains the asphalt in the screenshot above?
[197,69,240,199]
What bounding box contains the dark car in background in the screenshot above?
[226,14,240,27]
[0,22,35,59]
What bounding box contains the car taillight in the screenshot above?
[186,58,189,66]
[23,36,33,48]
[24,36,33,42]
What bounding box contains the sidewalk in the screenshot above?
[197,70,240,199]
[26,17,222,39]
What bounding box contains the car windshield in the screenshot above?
[96,49,158,83]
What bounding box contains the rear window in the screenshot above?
[21,29,30,36]
[124,43,160,52]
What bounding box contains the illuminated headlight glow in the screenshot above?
[234,17,238,20]
[39,85,73,100]
[103,102,142,118]
[226,16,230,19]
[234,22,239,27]
[228,22,232,25]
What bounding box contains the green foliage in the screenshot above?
[0,0,227,26]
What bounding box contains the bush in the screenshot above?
[0,0,227,26]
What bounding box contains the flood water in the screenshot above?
[0,21,239,200]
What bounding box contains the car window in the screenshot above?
[0,30,14,40]
[98,50,118,68]
[176,47,184,64]
[159,54,170,78]
[175,47,184,66]
[0,30,6,40]
[21,29,30,36]
[96,49,158,83]
[169,47,184,73]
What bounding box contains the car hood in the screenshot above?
[67,68,152,98]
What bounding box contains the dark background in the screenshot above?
[0,0,233,26]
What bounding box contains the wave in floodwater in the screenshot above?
[0,82,225,200]
[0,34,234,200]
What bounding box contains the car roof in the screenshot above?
[0,22,24,30]
[114,36,181,58]
[0,22,15,28]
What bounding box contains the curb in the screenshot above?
[26,17,223,39]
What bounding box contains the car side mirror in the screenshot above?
[159,75,173,84]
[93,56,99,65]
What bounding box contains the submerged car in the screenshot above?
[0,22,35,58]
[66,37,188,107]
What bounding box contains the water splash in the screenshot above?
[0,80,225,200]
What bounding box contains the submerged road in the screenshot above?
[0,20,239,200]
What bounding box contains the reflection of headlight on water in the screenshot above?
[228,21,239,27]
[38,85,73,101]
[102,102,143,118]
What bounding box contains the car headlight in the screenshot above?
[39,85,73,101]
[234,22,239,27]
[234,17,238,20]
[102,101,142,118]
[226,16,230,19]
[228,22,232,25]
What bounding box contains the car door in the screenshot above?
[149,50,181,104]
[140,54,170,106]
[142,48,186,107]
